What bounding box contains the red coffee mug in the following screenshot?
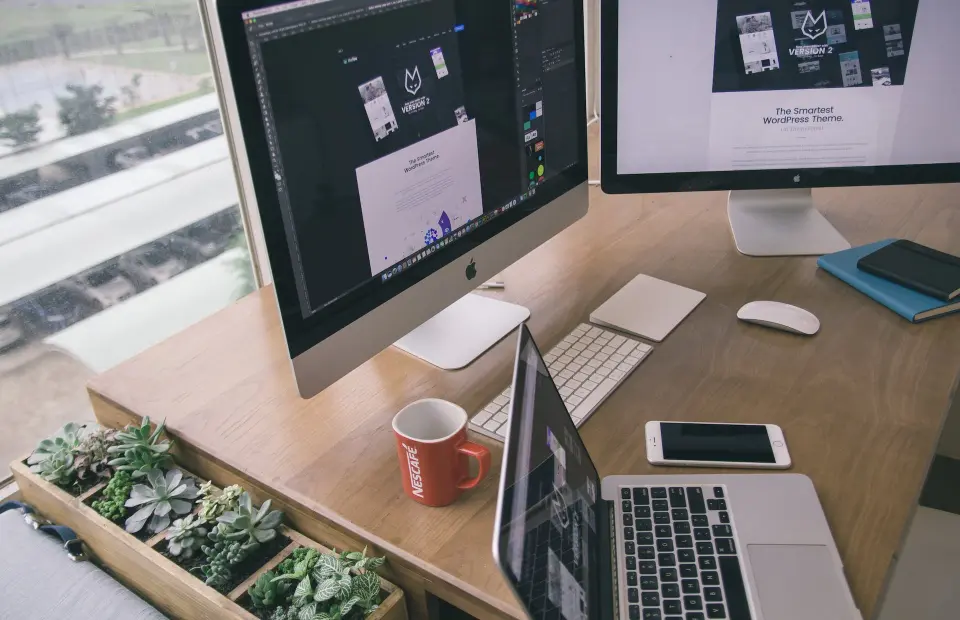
[392,398,491,507]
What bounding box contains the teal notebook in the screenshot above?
[817,239,960,323]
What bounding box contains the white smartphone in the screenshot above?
[645,421,791,469]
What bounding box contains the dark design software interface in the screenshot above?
[714,0,918,93]
[243,0,580,318]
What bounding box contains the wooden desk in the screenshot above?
[88,144,960,619]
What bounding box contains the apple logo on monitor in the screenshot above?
[465,259,477,280]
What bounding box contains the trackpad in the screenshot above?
[747,545,853,620]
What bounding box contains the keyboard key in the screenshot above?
[662,583,680,599]
[628,588,639,603]
[687,487,706,514]
[493,395,509,406]
[718,556,750,620]
[698,556,717,570]
[706,604,725,618]
[686,614,705,620]
[639,561,657,575]
[492,412,508,423]
[637,519,653,532]
[718,512,730,524]
[674,522,691,534]
[680,564,698,578]
[712,525,732,538]
[559,386,573,398]
[653,499,669,511]
[657,538,675,552]
[655,525,672,538]
[611,369,627,381]
[707,499,727,511]
[483,419,500,432]
[625,541,636,555]
[704,587,723,602]
[669,488,687,508]
[473,411,492,425]
[658,552,676,567]
[566,395,583,407]
[715,539,736,555]
[684,595,703,610]
[701,571,719,586]
[628,605,640,620]
[643,610,662,620]
[624,514,634,527]
[635,506,652,518]
[625,527,635,540]
[641,575,658,590]
[651,487,667,499]
[659,567,678,582]
[639,546,655,560]
[622,501,632,514]
[637,532,654,545]
[694,528,711,541]
[682,579,700,594]
[692,515,709,527]
[611,353,625,363]
[676,535,693,548]
[678,549,695,563]
[641,592,660,607]
[713,487,724,498]
[696,542,714,555]
[626,556,637,570]
[627,572,638,587]
[672,509,689,522]
[654,512,670,525]
[665,599,682,614]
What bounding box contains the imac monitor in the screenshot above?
[600,0,960,256]
[213,0,588,397]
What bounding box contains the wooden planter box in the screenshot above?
[10,459,406,620]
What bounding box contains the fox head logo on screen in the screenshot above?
[404,66,422,95]
[801,10,827,40]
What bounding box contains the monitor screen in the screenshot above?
[496,325,603,620]
[240,0,584,320]
[614,0,960,175]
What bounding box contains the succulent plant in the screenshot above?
[198,482,243,522]
[123,468,199,534]
[91,470,134,521]
[74,427,118,482]
[198,538,248,589]
[248,569,293,610]
[273,547,320,583]
[214,491,283,551]
[27,422,86,486]
[107,417,174,478]
[165,514,208,559]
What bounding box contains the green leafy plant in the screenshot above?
[124,468,199,534]
[248,569,292,611]
[74,427,118,482]
[214,492,283,551]
[27,422,86,486]
[198,537,248,589]
[198,482,243,522]
[107,417,174,478]
[0,104,42,148]
[57,83,117,136]
[91,470,134,522]
[273,548,319,583]
[165,514,208,559]
[268,548,385,620]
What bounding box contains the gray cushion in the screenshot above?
[0,509,168,619]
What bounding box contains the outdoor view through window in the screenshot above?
[0,0,255,478]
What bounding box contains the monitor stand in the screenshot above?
[394,293,530,370]
[727,189,851,257]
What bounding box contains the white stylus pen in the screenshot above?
[476,281,505,290]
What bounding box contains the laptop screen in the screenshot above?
[495,325,603,620]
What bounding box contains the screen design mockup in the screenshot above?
[616,0,960,175]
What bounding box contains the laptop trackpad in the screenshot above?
[747,545,852,620]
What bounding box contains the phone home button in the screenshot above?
[773,440,784,447]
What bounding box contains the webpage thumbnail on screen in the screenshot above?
[616,0,960,175]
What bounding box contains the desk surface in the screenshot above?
[88,150,960,619]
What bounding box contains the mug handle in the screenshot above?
[456,441,491,490]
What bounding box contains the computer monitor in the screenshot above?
[213,0,588,397]
[600,0,960,256]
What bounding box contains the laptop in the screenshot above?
[493,325,861,620]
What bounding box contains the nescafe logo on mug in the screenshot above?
[402,443,424,499]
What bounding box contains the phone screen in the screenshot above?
[660,423,776,463]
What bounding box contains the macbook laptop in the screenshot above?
[493,325,860,620]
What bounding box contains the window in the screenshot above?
[0,0,256,478]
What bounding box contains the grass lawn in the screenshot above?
[113,86,213,122]
[87,49,212,76]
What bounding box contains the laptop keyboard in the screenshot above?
[618,485,751,620]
